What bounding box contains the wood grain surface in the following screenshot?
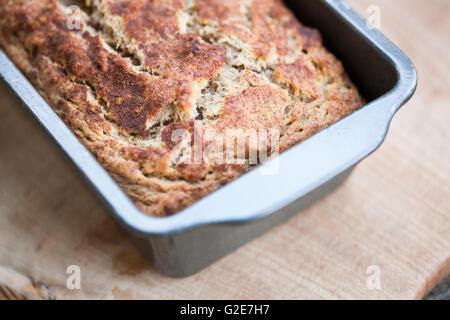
[0,0,449,300]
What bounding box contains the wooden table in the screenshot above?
[0,0,448,300]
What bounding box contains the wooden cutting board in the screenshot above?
[0,0,448,299]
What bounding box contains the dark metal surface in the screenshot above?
[0,0,417,277]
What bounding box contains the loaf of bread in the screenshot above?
[0,0,364,216]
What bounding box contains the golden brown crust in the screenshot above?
[0,0,364,216]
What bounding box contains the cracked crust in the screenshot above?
[0,0,364,216]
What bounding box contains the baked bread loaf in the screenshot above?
[0,0,364,216]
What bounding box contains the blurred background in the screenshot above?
[347,0,449,300]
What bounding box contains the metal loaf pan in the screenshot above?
[0,0,417,277]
